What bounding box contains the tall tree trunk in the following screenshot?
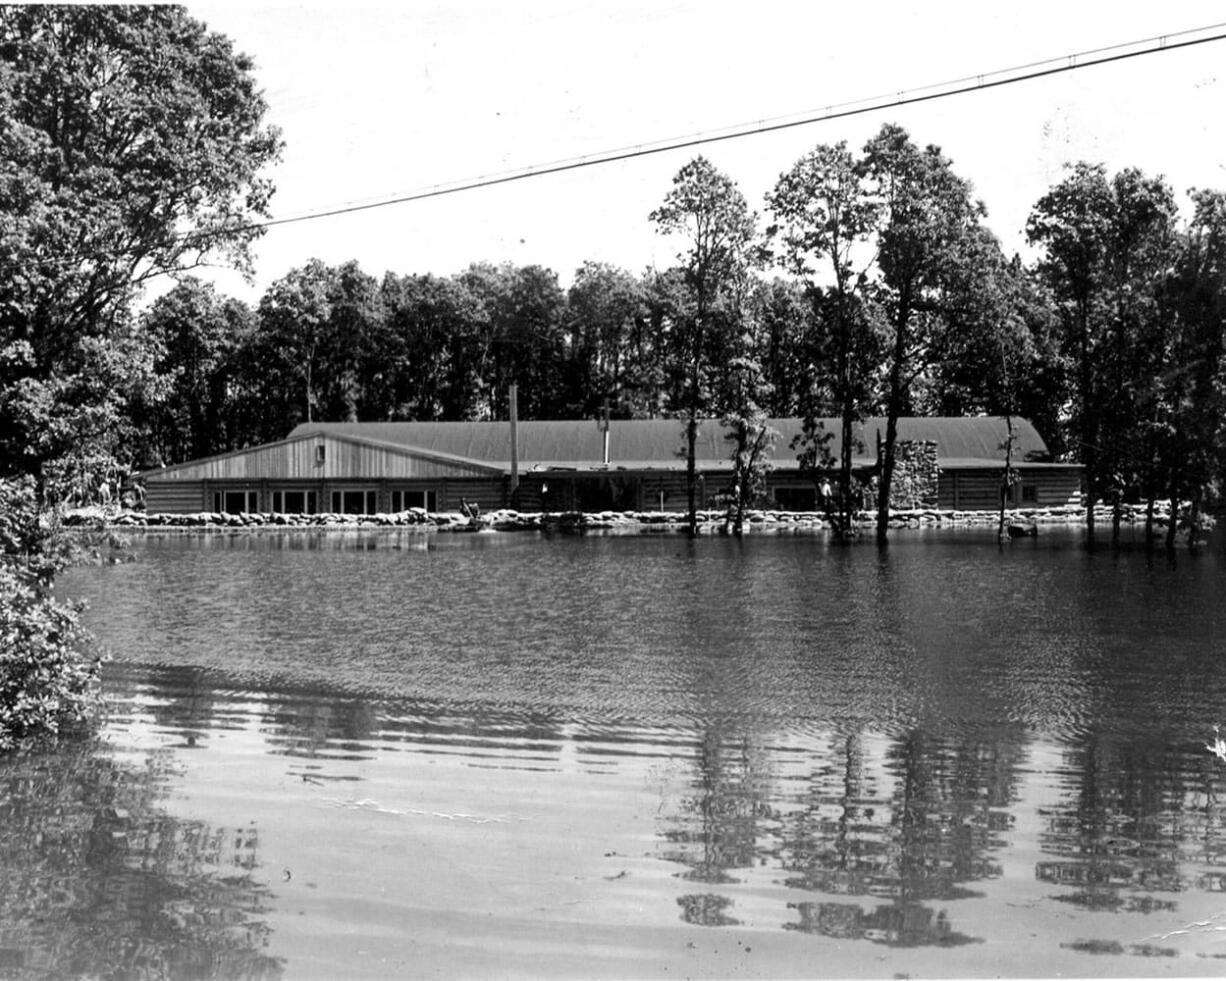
[686,290,705,539]
[686,409,698,538]
[877,294,909,545]
[839,402,854,540]
[877,415,899,546]
[877,352,905,544]
[1077,294,1096,544]
[1166,471,1180,550]
[305,357,314,424]
[997,416,1015,543]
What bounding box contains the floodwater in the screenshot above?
[5,527,1226,978]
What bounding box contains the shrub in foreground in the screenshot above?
[0,478,103,752]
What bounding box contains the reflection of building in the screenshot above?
[139,416,1081,515]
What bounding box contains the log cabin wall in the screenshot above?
[939,467,1082,510]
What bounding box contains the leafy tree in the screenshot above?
[768,141,882,538]
[1027,164,1180,541]
[1099,169,1178,543]
[719,339,778,535]
[0,5,281,492]
[135,278,255,466]
[0,6,279,750]
[752,277,813,417]
[330,260,385,422]
[250,259,385,432]
[863,124,993,542]
[651,157,759,536]
[639,267,691,418]
[563,262,648,418]
[254,260,335,429]
[379,271,490,420]
[1160,189,1226,546]
[0,478,101,752]
[458,262,567,419]
[1027,164,1114,533]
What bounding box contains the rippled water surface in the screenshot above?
[6,528,1226,978]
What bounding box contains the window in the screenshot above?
[271,490,318,514]
[213,490,258,513]
[774,486,817,511]
[330,489,377,514]
[1021,484,1038,503]
[315,444,326,465]
[391,489,437,512]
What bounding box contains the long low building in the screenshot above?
[138,416,1083,515]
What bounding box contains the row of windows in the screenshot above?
[770,483,1040,511]
[214,490,260,514]
[211,488,438,515]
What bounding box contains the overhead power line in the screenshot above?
[224,21,1226,239]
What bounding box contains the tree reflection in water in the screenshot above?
[0,737,282,980]
[659,721,775,930]
[1038,733,1226,915]
[779,728,1020,946]
[660,718,1024,945]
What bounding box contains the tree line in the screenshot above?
[128,141,1226,544]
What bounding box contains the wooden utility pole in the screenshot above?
[599,398,610,466]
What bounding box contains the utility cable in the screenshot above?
[213,21,1226,239]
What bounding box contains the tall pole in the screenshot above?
[600,398,610,466]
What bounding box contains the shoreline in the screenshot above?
[62,502,1180,534]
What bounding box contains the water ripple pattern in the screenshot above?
[61,529,1226,742]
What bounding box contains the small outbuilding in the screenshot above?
[138,416,1082,515]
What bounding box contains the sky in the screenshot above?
[185,1,1226,304]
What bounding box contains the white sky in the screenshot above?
[185,1,1226,303]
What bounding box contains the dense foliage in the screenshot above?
[0,6,281,749]
[0,478,100,752]
[0,4,281,498]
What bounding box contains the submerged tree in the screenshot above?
[864,124,995,543]
[1027,164,1180,543]
[768,140,882,539]
[652,157,759,536]
[720,347,778,535]
[1161,189,1226,547]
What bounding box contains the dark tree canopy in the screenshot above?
[0,4,282,488]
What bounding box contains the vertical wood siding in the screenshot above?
[148,435,495,481]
